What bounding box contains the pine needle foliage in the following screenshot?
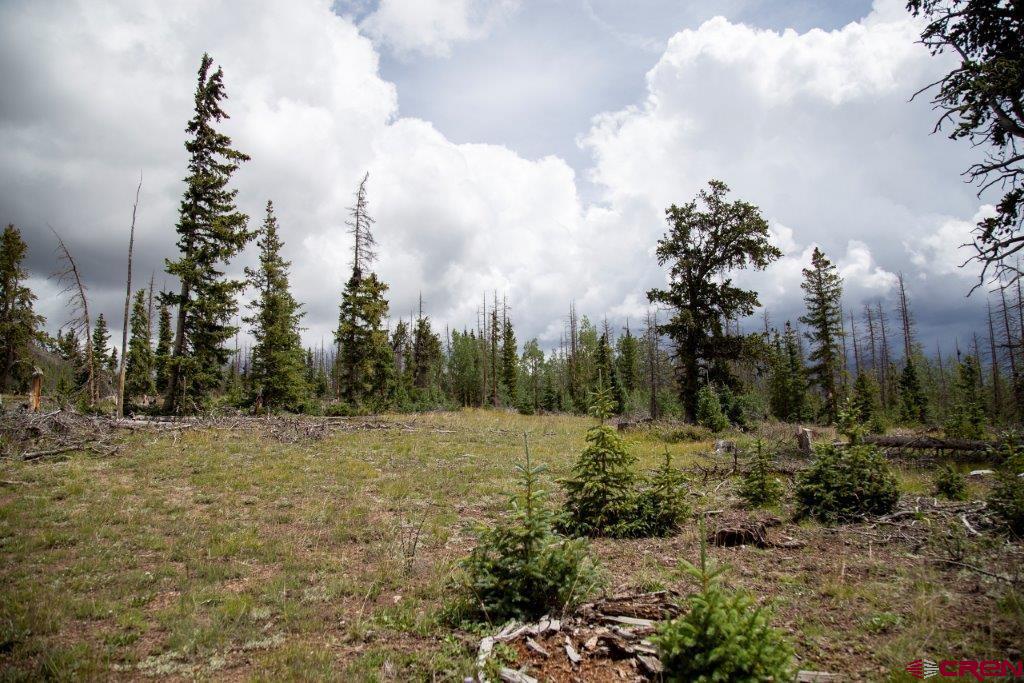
[738,440,784,508]
[988,437,1024,536]
[794,443,899,523]
[244,201,308,411]
[459,436,601,622]
[696,385,729,433]
[164,53,252,413]
[124,289,155,400]
[561,386,640,537]
[633,449,690,536]
[651,523,794,682]
[933,464,968,501]
[944,356,985,439]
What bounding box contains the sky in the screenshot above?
[0,0,997,358]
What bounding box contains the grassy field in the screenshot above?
[1,409,1021,681]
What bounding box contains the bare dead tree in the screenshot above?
[146,272,155,341]
[51,227,95,405]
[347,172,377,276]
[935,341,948,409]
[987,300,1003,419]
[849,310,861,376]
[645,309,660,420]
[896,272,915,361]
[117,174,142,418]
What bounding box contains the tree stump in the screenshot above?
[29,367,43,413]
[796,427,813,456]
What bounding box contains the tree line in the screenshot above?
[1,18,1022,427]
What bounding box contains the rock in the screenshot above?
[969,469,995,477]
[714,439,736,455]
[796,671,838,682]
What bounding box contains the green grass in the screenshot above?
[0,409,1019,680]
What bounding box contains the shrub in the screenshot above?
[794,443,899,523]
[651,527,793,682]
[696,385,729,433]
[988,439,1024,536]
[738,440,784,508]
[933,464,968,501]
[632,450,690,536]
[660,424,713,444]
[561,387,641,537]
[459,442,601,622]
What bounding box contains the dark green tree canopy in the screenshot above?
[125,289,155,399]
[164,53,252,412]
[244,201,308,411]
[799,247,844,422]
[0,224,44,391]
[648,179,782,420]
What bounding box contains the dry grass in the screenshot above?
[0,409,1020,681]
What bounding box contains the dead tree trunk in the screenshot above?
[51,228,95,406]
[117,175,142,418]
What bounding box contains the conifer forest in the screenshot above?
[1,1,1023,680]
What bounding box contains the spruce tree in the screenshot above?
[244,201,308,411]
[500,315,518,402]
[768,322,808,422]
[595,332,624,413]
[412,313,443,393]
[561,386,639,537]
[852,371,883,432]
[107,346,118,376]
[334,174,394,408]
[799,248,844,423]
[648,180,781,421]
[154,302,172,393]
[164,53,252,413]
[616,322,641,395]
[945,356,985,439]
[125,289,155,400]
[91,314,111,380]
[0,225,44,391]
[898,357,929,424]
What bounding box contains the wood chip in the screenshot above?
[637,654,663,675]
[603,615,654,627]
[525,638,549,658]
[564,637,582,665]
[796,671,838,682]
[498,667,538,683]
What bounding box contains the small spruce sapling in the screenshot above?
[738,439,784,508]
[933,464,968,501]
[633,449,690,536]
[695,385,729,432]
[988,436,1024,536]
[459,434,601,622]
[561,385,640,537]
[652,518,794,682]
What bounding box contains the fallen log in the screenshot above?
[862,435,997,452]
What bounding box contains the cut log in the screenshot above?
[862,435,996,452]
[796,427,813,455]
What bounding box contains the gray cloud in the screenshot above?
[0,0,997,361]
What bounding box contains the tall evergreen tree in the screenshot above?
[125,288,155,400]
[154,302,172,393]
[648,180,781,421]
[501,314,518,402]
[91,314,111,382]
[595,332,624,414]
[335,174,393,407]
[521,339,545,411]
[768,322,808,422]
[164,53,252,413]
[799,248,845,423]
[616,322,641,395]
[899,356,929,424]
[945,355,985,439]
[0,224,44,391]
[244,201,308,411]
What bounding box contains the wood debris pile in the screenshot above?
[475,591,681,683]
[0,408,121,460]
